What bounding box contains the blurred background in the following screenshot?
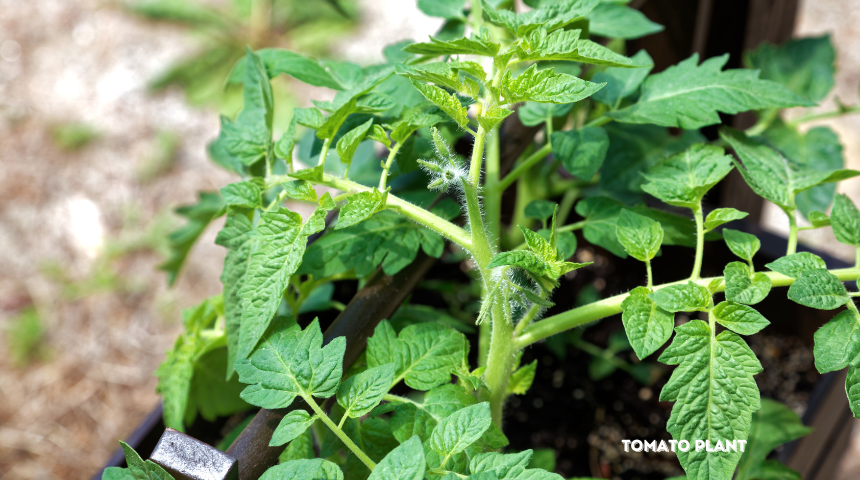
[0,0,858,478]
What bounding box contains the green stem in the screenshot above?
[378,142,403,191]
[497,143,552,192]
[485,127,502,246]
[646,259,653,289]
[514,304,541,337]
[786,208,798,255]
[276,174,473,251]
[513,267,860,350]
[306,396,376,470]
[317,137,332,168]
[484,305,515,427]
[557,220,586,233]
[584,115,612,128]
[690,203,704,280]
[787,105,860,126]
[855,248,860,269]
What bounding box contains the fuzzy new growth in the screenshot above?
[418,127,470,193]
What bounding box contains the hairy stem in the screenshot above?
[690,203,705,280]
[306,396,376,470]
[378,142,403,191]
[484,307,515,427]
[513,267,860,349]
[514,304,541,337]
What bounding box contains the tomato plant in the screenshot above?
[107,1,860,479]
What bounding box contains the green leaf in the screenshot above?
[215,213,256,378]
[521,226,558,263]
[721,128,859,209]
[404,35,500,57]
[279,429,315,462]
[259,459,343,480]
[500,65,604,105]
[338,363,396,419]
[574,196,717,258]
[155,328,202,431]
[649,281,711,312]
[641,144,734,209]
[787,269,849,310]
[551,126,609,181]
[704,208,748,231]
[221,180,262,209]
[813,310,860,373]
[336,189,388,230]
[615,209,663,262]
[237,318,345,409]
[282,180,318,203]
[761,121,844,219]
[765,252,827,278]
[367,320,466,391]
[336,119,374,166]
[608,54,815,129]
[621,287,674,359]
[747,35,835,103]
[388,384,481,443]
[398,63,465,95]
[469,449,564,479]
[487,250,550,275]
[518,102,573,127]
[160,192,224,286]
[734,399,811,480]
[724,262,771,305]
[659,321,761,480]
[480,0,600,37]
[317,99,357,140]
[410,81,470,129]
[116,441,175,480]
[600,125,706,200]
[418,0,465,19]
[270,410,317,447]
[507,360,537,395]
[713,301,770,335]
[369,436,425,480]
[524,200,557,222]
[429,402,492,457]
[846,365,860,419]
[592,50,654,108]
[832,193,860,247]
[187,347,250,423]
[294,107,325,129]
[274,117,296,169]
[477,106,514,131]
[809,211,831,228]
[367,124,390,148]
[299,210,443,277]
[218,49,274,166]
[586,2,664,39]
[236,204,331,362]
[517,28,647,67]
[723,229,761,262]
[229,49,357,90]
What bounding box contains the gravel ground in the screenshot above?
[0,0,437,478]
[1,0,859,478]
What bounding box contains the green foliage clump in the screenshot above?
[122,1,860,479]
